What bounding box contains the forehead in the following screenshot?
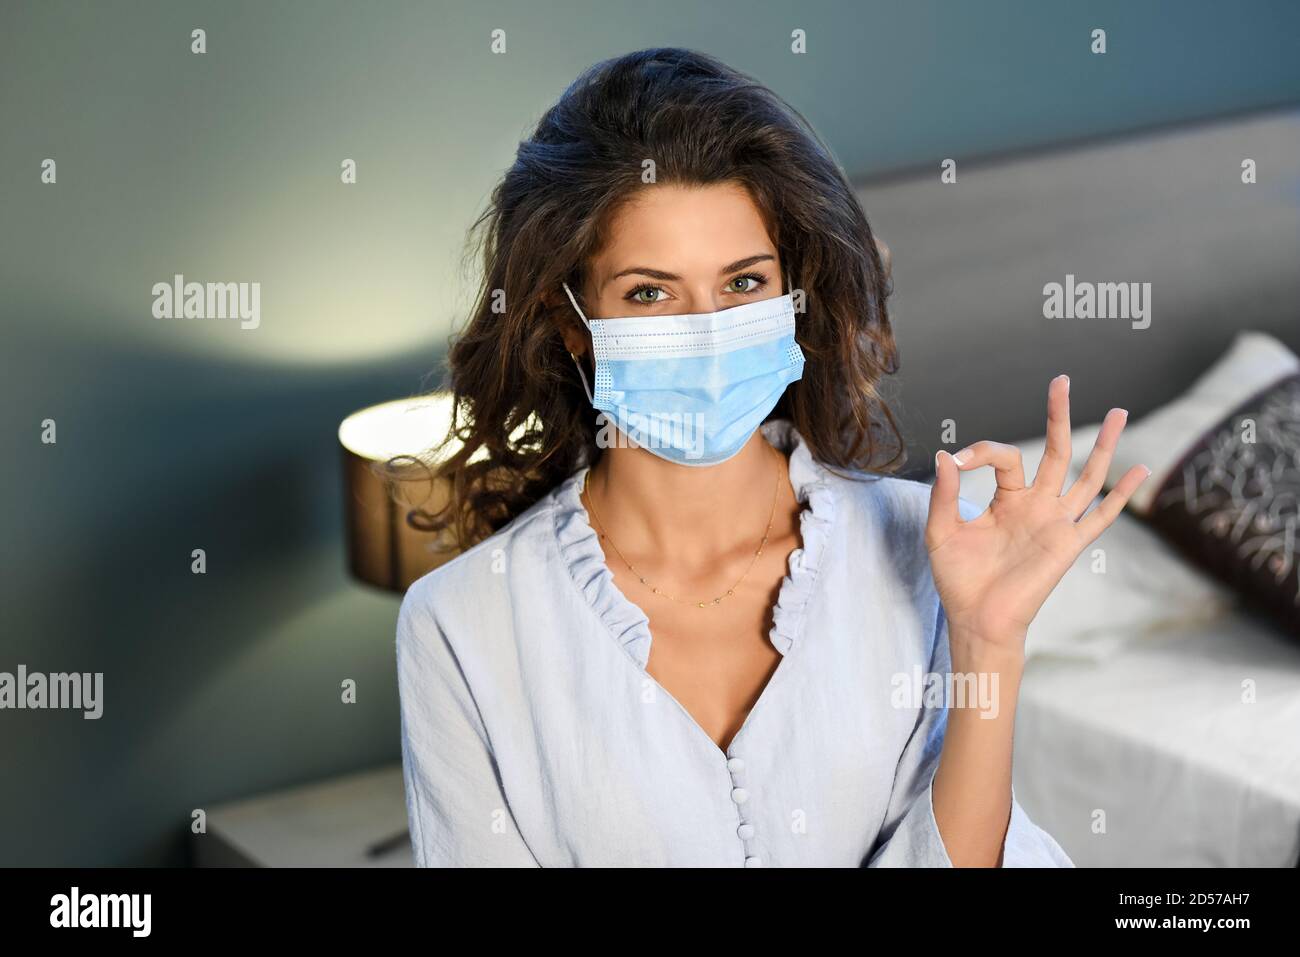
[592,182,775,275]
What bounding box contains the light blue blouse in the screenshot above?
[396,420,1073,867]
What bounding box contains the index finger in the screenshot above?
[1034,374,1072,495]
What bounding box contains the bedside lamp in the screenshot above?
[338,393,461,593]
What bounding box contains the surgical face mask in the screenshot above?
[561,278,805,466]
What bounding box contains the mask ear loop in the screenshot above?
[561,282,596,404]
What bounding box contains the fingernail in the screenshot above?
[1057,374,1069,393]
[1114,408,1129,418]
[951,448,971,466]
[1140,464,1151,478]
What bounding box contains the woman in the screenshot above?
[395,48,1148,867]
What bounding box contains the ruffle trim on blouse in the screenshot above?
[553,468,655,666]
[551,419,837,668]
[761,420,836,655]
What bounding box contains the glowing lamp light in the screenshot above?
[339,394,462,593]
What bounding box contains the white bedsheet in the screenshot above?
[1013,611,1300,866]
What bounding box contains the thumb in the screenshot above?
[927,449,962,546]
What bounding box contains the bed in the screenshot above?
[854,105,1300,866]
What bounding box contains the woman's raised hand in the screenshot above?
[926,375,1151,651]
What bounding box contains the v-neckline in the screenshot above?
[648,627,803,759]
[553,421,836,761]
[633,522,806,757]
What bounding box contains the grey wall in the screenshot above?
[2,0,1298,865]
[863,106,1300,471]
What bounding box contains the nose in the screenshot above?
[680,282,723,315]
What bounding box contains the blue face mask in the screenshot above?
[562,278,805,467]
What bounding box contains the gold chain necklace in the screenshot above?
[582,444,783,609]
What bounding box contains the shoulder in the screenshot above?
[396,485,562,649]
[819,469,983,539]
[814,469,982,621]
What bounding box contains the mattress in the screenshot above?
[1012,610,1300,866]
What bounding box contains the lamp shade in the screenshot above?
[339,394,461,592]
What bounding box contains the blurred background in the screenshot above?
[2,0,1299,866]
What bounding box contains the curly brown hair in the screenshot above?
[404,47,903,550]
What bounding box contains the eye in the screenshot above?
[726,272,769,295]
[625,283,667,305]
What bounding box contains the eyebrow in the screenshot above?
[603,253,775,288]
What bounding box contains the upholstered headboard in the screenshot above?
[852,106,1300,479]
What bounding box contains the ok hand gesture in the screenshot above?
[926,375,1152,650]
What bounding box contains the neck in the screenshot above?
[585,428,785,562]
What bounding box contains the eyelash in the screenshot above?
[624,272,770,305]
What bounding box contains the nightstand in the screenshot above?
[194,763,413,867]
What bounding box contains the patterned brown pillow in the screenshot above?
[1145,372,1300,635]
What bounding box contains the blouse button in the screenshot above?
[737,823,755,840]
[726,757,745,773]
[744,856,763,867]
[730,787,749,805]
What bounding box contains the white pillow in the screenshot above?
[956,425,1235,660]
